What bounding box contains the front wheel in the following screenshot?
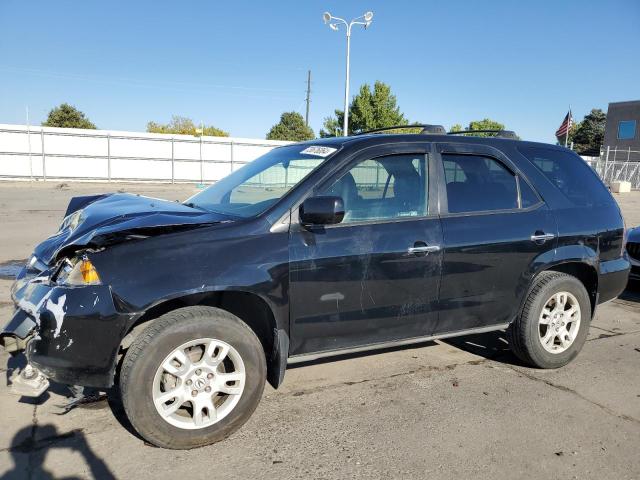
[120,306,266,449]
[508,271,591,369]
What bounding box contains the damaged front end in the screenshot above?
[1,256,139,393]
[2,191,233,396]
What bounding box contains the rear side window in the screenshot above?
[518,146,613,207]
[442,154,518,213]
[519,179,539,208]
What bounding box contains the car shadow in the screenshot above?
[287,333,531,370]
[619,280,640,302]
[441,330,527,366]
[5,424,116,479]
[444,282,640,363]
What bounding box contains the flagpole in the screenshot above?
[564,106,571,148]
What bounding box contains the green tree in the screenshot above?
[266,112,315,141]
[569,109,606,155]
[448,119,508,137]
[563,122,580,147]
[42,103,96,129]
[320,81,408,137]
[467,118,505,136]
[147,115,228,137]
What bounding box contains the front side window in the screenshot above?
[442,154,518,213]
[318,153,428,223]
[519,146,613,207]
[186,145,331,217]
[618,120,637,140]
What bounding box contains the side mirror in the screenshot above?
[300,196,345,226]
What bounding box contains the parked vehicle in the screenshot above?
[1,126,630,449]
[627,227,640,280]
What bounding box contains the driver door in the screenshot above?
[288,144,443,357]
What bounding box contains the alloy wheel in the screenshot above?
[152,338,246,429]
[538,291,581,354]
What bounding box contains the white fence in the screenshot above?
[584,146,640,190]
[0,124,291,183]
[6,124,635,190]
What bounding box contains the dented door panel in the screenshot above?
[288,217,443,355]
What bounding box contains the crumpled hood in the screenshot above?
[33,193,231,264]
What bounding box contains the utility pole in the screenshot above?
[305,70,312,126]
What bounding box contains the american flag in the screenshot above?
[555,110,573,139]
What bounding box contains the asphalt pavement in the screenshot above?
[0,181,639,480]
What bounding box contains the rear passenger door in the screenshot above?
[433,143,557,334]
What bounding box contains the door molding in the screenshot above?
[287,322,509,364]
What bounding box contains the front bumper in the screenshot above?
[1,278,138,388]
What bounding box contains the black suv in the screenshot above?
[1,128,630,449]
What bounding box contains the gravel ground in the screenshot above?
[0,181,639,480]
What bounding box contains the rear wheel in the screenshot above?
[508,271,591,368]
[120,306,266,449]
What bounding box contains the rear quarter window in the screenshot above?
[518,146,613,207]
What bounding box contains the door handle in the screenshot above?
[530,232,555,243]
[408,244,440,255]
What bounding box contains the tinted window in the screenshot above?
[519,146,613,207]
[442,154,518,213]
[519,179,540,208]
[618,120,637,140]
[319,154,427,223]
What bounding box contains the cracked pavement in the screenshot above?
[1,182,639,479]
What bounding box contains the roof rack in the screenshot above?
[447,129,519,140]
[354,124,447,136]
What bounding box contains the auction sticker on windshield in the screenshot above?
[300,146,337,157]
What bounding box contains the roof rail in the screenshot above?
[447,129,519,140]
[354,124,447,136]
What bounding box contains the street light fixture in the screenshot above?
[322,10,374,136]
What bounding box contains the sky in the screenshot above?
[0,0,638,143]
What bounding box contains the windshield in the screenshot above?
[185,144,335,218]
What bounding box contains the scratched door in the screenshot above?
[287,150,443,356]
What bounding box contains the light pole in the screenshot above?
[323,11,373,136]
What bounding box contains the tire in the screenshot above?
[120,306,266,449]
[508,271,591,369]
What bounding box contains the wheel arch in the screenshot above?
[522,261,598,319]
[546,262,598,316]
[118,289,289,389]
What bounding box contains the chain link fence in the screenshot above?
[584,147,640,190]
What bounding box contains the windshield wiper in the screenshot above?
[184,202,241,218]
[184,202,209,211]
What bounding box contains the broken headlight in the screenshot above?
[27,255,48,272]
[57,256,101,285]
